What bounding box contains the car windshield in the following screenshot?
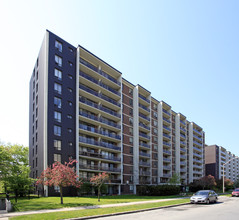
[195,191,209,196]
[234,189,239,192]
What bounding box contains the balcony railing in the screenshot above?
[80,58,121,86]
[139,142,150,149]
[163,149,171,155]
[139,113,150,121]
[139,94,150,103]
[79,151,121,162]
[99,130,121,140]
[139,122,150,130]
[139,152,150,157]
[193,146,202,153]
[163,133,171,139]
[193,158,202,163]
[180,154,187,159]
[180,161,187,165]
[180,127,186,132]
[139,171,150,176]
[99,117,121,129]
[193,134,202,142]
[193,141,202,147]
[139,132,150,139]
[99,105,121,118]
[180,133,186,139]
[193,152,202,158]
[163,109,170,116]
[180,141,186,146]
[180,120,186,126]
[139,103,150,112]
[163,157,171,162]
[163,141,171,147]
[193,128,202,136]
[79,111,99,122]
[163,117,171,124]
[139,161,150,166]
[163,165,171,170]
[79,163,121,172]
[180,148,187,153]
[163,125,171,132]
[163,173,171,178]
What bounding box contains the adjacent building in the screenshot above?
[29,30,205,196]
[205,145,239,182]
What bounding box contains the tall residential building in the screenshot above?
[29,30,205,196]
[205,145,239,182]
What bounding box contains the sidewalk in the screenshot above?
[0,197,189,219]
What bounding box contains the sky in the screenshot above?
[0,0,239,155]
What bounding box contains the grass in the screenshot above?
[10,198,189,220]
[10,194,183,212]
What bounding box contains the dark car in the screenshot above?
[190,190,218,204]
[232,188,239,197]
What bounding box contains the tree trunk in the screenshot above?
[60,186,63,204]
[15,189,18,203]
[98,186,100,202]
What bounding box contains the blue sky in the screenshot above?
[0,0,239,155]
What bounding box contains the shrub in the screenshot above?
[137,185,180,196]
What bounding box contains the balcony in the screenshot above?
[193,158,202,164]
[139,113,150,121]
[163,125,171,132]
[139,161,150,167]
[139,152,150,158]
[163,133,171,140]
[180,133,186,139]
[180,141,186,146]
[139,171,150,176]
[163,165,171,170]
[163,141,171,147]
[163,149,171,155]
[99,117,121,129]
[193,164,202,169]
[80,58,121,86]
[193,146,202,153]
[194,140,202,147]
[180,127,186,133]
[193,134,202,142]
[180,120,186,126]
[180,147,186,153]
[163,173,171,178]
[139,122,150,130]
[100,105,121,118]
[139,132,150,140]
[139,94,150,103]
[180,168,187,172]
[79,163,121,173]
[180,161,187,166]
[163,117,171,124]
[193,128,202,136]
[99,130,121,140]
[162,109,170,116]
[139,103,150,112]
[163,157,171,162]
[193,152,202,158]
[79,151,121,162]
[139,142,150,149]
[180,154,187,159]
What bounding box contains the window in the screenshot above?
[36,157,38,167]
[54,140,61,150]
[129,127,133,135]
[69,47,73,52]
[36,145,38,154]
[153,120,158,127]
[153,104,157,110]
[54,97,61,108]
[36,132,38,142]
[67,114,72,119]
[36,71,38,80]
[36,95,38,105]
[55,55,62,67]
[33,160,34,168]
[68,88,73,93]
[154,128,158,135]
[68,101,73,106]
[32,125,34,134]
[69,142,73,147]
[54,111,61,122]
[36,83,38,92]
[153,112,158,118]
[33,114,34,122]
[129,137,133,144]
[54,154,61,162]
[54,83,62,94]
[33,80,35,89]
[55,40,62,52]
[33,148,34,156]
[129,117,133,125]
[54,69,62,80]
[129,88,133,95]
[69,61,73,66]
[54,185,60,192]
[36,120,38,130]
[129,99,133,106]
[68,128,72,133]
[129,108,133,116]
[68,74,73,79]
[54,125,61,136]
[33,91,35,100]
[36,170,38,177]
[36,108,38,117]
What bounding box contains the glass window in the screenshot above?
[54,154,61,162]
[67,115,72,119]
[68,74,73,79]
[54,97,61,108]
[55,55,62,67]
[54,125,61,136]
[54,140,61,150]
[54,111,61,122]
[68,88,73,93]
[68,128,72,133]
[54,69,62,80]
[54,83,62,94]
[55,40,62,52]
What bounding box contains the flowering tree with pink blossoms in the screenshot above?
[36,159,82,204]
[90,172,109,202]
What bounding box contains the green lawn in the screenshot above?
[11,195,183,212]
[11,199,189,220]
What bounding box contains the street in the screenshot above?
[96,196,239,220]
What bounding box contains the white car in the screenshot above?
[190,190,218,204]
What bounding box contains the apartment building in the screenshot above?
[205,145,239,182]
[29,30,205,196]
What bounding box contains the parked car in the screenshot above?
[190,190,218,204]
[232,188,239,197]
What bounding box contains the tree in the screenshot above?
[0,144,34,202]
[169,173,181,185]
[196,175,217,190]
[36,159,82,204]
[234,179,239,188]
[216,178,234,191]
[90,172,109,202]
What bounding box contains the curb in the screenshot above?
[67,202,190,220]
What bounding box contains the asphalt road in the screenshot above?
[96,196,239,220]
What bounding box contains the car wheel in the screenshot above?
[206,199,210,204]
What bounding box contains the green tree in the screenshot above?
[0,144,34,202]
[169,173,181,185]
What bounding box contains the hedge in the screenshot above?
[137,185,180,196]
